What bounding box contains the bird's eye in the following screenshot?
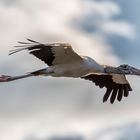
[123,65,128,68]
[120,64,129,69]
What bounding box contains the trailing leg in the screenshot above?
[0,74,33,82]
[0,67,53,82]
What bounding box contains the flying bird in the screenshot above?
[1,39,140,104]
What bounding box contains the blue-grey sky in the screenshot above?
[0,0,140,140]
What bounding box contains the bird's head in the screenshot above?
[117,64,140,75]
[105,64,140,75]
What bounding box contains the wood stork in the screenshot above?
[0,39,140,104]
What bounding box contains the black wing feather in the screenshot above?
[81,74,132,104]
[123,85,129,97]
[103,87,112,103]
[28,44,55,66]
[110,87,118,104]
[9,39,55,66]
[117,85,123,102]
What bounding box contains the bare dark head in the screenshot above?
[104,64,140,75]
[117,64,140,75]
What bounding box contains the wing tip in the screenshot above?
[103,84,133,104]
[9,39,41,55]
[26,38,41,44]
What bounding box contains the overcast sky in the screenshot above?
[0,0,140,140]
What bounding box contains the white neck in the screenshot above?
[83,56,105,73]
[104,65,124,74]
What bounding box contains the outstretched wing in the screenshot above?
[9,39,83,66]
[81,74,132,104]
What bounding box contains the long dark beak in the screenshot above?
[130,67,140,76]
[115,65,140,75]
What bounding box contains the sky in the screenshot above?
[0,0,140,140]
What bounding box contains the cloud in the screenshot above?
[81,0,121,19]
[0,0,138,140]
[100,21,136,39]
[25,134,84,140]
[92,122,140,140]
[0,0,121,65]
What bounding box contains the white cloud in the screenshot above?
[0,0,138,140]
[92,122,140,140]
[0,0,120,65]
[100,21,136,39]
[81,1,121,19]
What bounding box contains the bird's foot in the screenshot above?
[0,75,12,82]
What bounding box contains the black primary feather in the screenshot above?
[81,74,132,104]
[9,39,55,66]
